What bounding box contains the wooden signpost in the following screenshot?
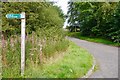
[6,12,26,76]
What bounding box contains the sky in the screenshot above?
[50,0,69,28]
[53,0,69,15]
[49,0,69,15]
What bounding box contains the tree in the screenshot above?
[2,2,64,38]
[67,2,120,43]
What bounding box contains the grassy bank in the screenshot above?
[67,32,120,47]
[2,33,69,78]
[24,42,93,78]
[3,41,93,78]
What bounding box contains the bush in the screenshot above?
[2,33,69,77]
[67,2,120,43]
[2,2,68,78]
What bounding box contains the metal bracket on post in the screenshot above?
[21,12,25,76]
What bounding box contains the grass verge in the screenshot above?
[67,32,120,47]
[24,41,93,78]
[94,64,99,72]
[2,34,69,78]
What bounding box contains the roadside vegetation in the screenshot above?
[2,34,69,78]
[67,32,120,47]
[24,42,93,78]
[3,41,93,78]
[2,2,67,78]
[67,2,120,46]
[2,2,93,78]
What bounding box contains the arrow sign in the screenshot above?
[6,14,21,19]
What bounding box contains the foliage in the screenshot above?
[67,2,120,43]
[2,2,64,36]
[3,41,93,78]
[2,34,69,78]
[2,2,68,77]
[67,32,120,47]
[24,42,93,78]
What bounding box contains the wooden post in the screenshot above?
[21,12,25,76]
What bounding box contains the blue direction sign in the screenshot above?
[6,14,21,19]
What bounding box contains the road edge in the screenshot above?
[81,55,96,78]
[66,36,97,78]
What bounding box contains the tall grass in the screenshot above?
[24,42,93,78]
[0,58,1,79]
[67,32,120,47]
[2,31,69,78]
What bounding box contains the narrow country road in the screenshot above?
[67,37,118,78]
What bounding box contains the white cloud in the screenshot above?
[50,0,69,15]
[50,0,69,28]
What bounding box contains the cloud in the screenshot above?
[50,0,69,15]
